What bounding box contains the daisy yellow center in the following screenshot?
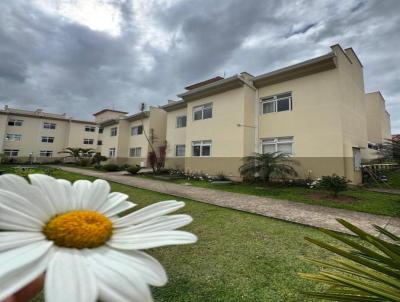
[43,211,113,249]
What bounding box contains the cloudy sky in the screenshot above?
[0,0,399,132]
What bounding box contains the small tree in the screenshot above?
[58,147,83,162]
[91,152,107,165]
[378,138,400,164]
[239,152,299,183]
[317,174,349,197]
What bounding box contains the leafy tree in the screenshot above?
[58,147,95,163]
[300,219,400,301]
[317,174,350,197]
[239,152,298,183]
[91,152,107,165]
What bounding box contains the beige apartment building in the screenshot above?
[163,44,391,183]
[97,107,167,166]
[0,106,99,162]
[0,44,391,183]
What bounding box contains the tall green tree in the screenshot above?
[239,152,298,183]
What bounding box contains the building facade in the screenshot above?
[0,106,99,162]
[0,44,392,183]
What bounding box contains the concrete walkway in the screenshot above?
[56,166,400,235]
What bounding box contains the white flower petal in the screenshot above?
[84,179,110,210]
[29,174,70,214]
[93,247,167,286]
[56,179,74,211]
[104,201,136,218]
[115,215,193,235]
[0,174,53,220]
[113,200,185,228]
[72,180,92,209]
[45,249,97,302]
[0,191,45,231]
[0,232,46,252]
[0,241,53,301]
[108,230,197,250]
[85,249,152,302]
[98,192,129,212]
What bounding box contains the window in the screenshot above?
[261,137,294,155]
[193,103,212,121]
[41,136,54,143]
[109,148,116,158]
[5,134,22,141]
[175,145,186,157]
[129,147,141,157]
[43,122,56,129]
[85,125,96,132]
[176,116,187,128]
[110,127,117,136]
[262,92,292,114]
[97,140,102,146]
[131,125,143,136]
[40,150,53,157]
[83,138,94,145]
[4,149,19,157]
[99,128,104,134]
[192,140,211,157]
[8,119,23,126]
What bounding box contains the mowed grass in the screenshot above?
[32,169,340,302]
[387,170,400,190]
[138,175,400,217]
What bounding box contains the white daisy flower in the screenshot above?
[0,174,197,302]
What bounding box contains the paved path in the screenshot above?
[367,188,400,195]
[56,166,400,236]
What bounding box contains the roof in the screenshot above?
[160,100,186,112]
[392,134,400,141]
[178,75,248,101]
[185,76,224,90]
[93,109,128,116]
[126,111,149,122]
[252,52,337,88]
[0,107,97,125]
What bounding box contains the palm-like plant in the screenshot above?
[299,219,400,301]
[239,152,298,182]
[58,147,95,162]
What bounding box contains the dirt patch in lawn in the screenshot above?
[307,192,360,203]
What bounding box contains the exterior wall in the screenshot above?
[66,122,98,149]
[94,111,127,123]
[165,107,187,169]
[184,87,249,178]
[127,118,150,166]
[100,123,120,158]
[148,107,167,155]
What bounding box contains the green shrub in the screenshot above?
[102,164,122,172]
[93,164,104,170]
[317,174,349,197]
[300,219,400,301]
[126,165,141,175]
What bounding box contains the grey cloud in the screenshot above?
[0,0,398,133]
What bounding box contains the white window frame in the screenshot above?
[261,92,292,114]
[5,133,22,141]
[175,144,186,157]
[40,150,53,157]
[192,140,212,157]
[108,148,116,158]
[129,147,142,157]
[83,138,94,145]
[8,119,23,126]
[85,125,96,132]
[4,149,19,157]
[43,122,56,129]
[193,103,213,121]
[41,136,54,143]
[110,127,118,137]
[261,136,294,155]
[131,125,143,136]
[176,116,187,128]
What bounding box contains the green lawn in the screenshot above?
[387,170,400,190]
[30,169,339,302]
[137,175,400,217]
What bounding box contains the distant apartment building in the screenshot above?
[96,107,167,166]
[162,44,391,183]
[0,44,392,184]
[0,106,99,161]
